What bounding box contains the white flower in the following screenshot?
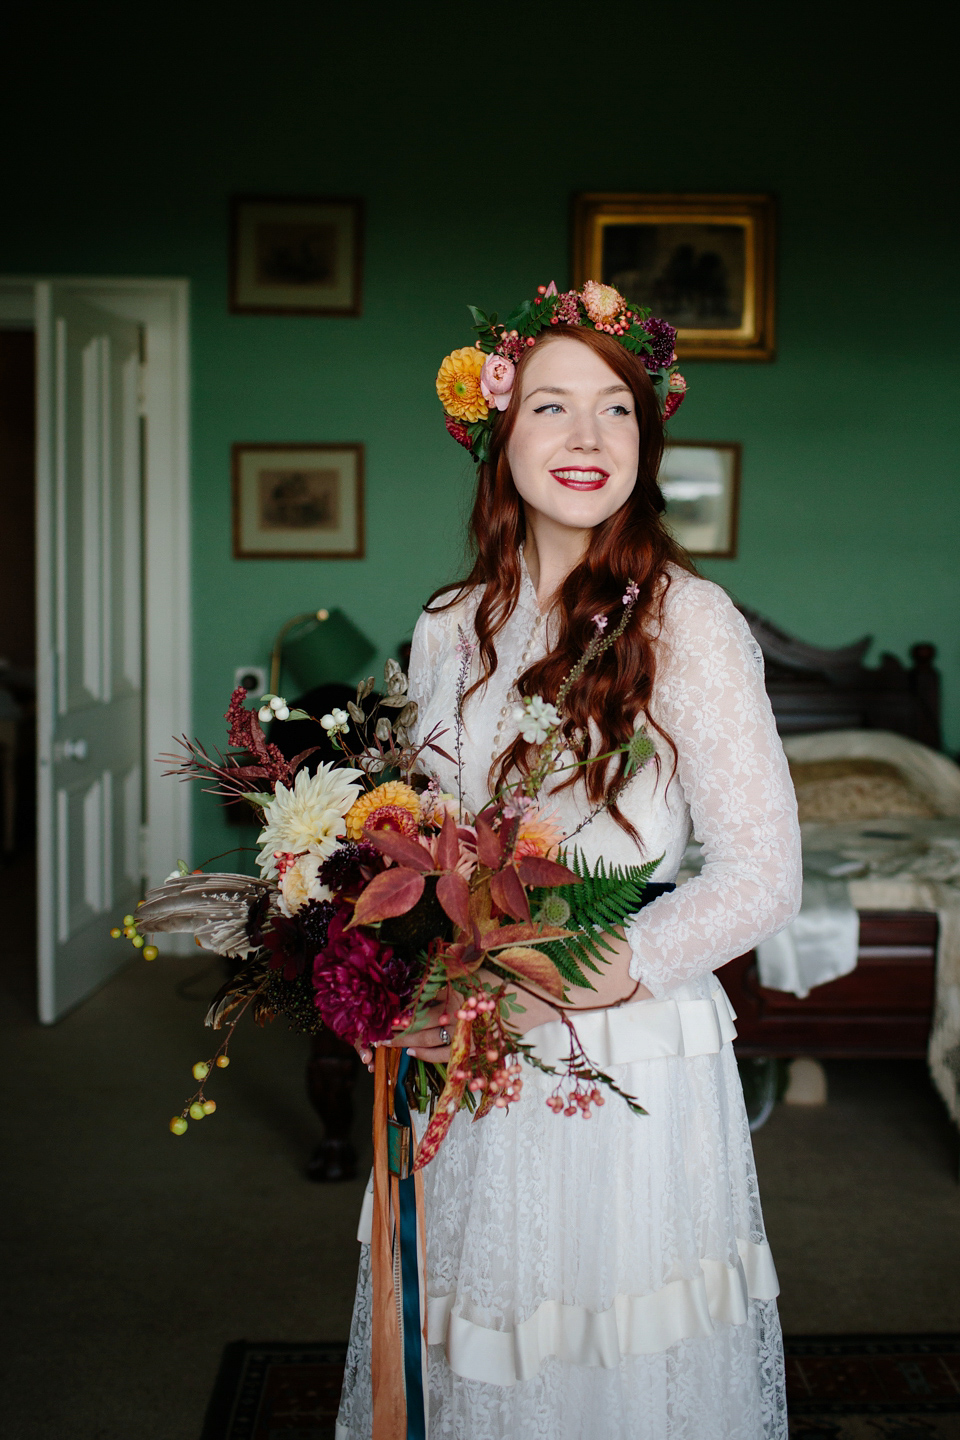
[256,763,364,879]
[277,853,333,917]
[320,707,350,736]
[511,694,561,745]
[259,694,290,722]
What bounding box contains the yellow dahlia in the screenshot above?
[436,347,489,423]
[346,781,422,842]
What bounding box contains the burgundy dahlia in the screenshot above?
[264,898,336,980]
[318,841,383,898]
[444,416,474,451]
[312,906,416,1047]
[640,317,677,371]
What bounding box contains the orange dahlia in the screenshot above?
[345,781,422,842]
[436,347,489,423]
[514,810,564,860]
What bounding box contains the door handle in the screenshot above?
[54,738,89,762]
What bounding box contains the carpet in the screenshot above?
[201,1335,960,1439]
[785,1335,960,1438]
[201,1341,348,1440]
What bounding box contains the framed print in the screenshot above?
[232,443,364,559]
[659,441,741,559]
[573,193,775,360]
[229,196,363,316]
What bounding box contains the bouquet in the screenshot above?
[120,589,659,1166]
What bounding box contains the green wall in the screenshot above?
[3,3,957,867]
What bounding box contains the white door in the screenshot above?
[36,284,145,1022]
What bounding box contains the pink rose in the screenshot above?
[480,353,516,412]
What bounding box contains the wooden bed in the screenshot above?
[717,609,942,1060]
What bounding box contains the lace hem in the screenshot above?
[426,1240,778,1387]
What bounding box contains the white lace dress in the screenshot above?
[336,563,802,1440]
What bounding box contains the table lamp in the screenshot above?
[269,607,376,696]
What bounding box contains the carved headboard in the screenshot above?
[738,606,942,750]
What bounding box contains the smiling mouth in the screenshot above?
[550,467,609,490]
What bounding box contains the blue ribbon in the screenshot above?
[394,1051,426,1440]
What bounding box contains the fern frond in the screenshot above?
[531,849,664,990]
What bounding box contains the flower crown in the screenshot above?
[436,280,687,463]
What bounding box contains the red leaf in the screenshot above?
[437,812,460,872]
[492,946,565,1000]
[426,742,457,763]
[363,828,435,872]
[348,867,425,927]
[436,872,471,932]
[515,856,583,887]
[475,813,504,870]
[481,922,571,951]
[489,865,531,923]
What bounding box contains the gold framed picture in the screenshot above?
[573,193,775,361]
[659,441,742,559]
[232,443,364,560]
[229,196,363,316]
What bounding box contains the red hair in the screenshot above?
[428,326,694,837]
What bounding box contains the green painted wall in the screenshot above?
[3,4,957,867]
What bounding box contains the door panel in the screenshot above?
[37,285,144,1022]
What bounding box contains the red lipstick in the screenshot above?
[549,467,609,491]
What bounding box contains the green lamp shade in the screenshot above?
[281,608,376,692]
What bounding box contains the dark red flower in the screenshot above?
[444,415,474,451]
[312,907,416,1047]
[639,317,677,371]
[318,841,383,898]
[263,899,335,980]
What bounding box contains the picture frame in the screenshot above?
[229,195,364,316]
[232,443,365,560]
[658,441,741,559]
[572,193,776,361]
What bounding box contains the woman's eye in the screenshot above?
[533,403,564,415]
[606,404,631,417]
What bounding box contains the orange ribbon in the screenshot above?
[371,1045,406,1440]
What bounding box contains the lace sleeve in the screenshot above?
[624,576,802,996]
[407,606,445,716]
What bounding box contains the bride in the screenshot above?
[336,283,801,1439]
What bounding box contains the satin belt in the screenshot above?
[521,985,739,1068]
[427,1239,779,1387]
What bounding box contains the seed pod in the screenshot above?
[347,701,366,725]
[375,718,393,743]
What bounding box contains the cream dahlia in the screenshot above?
[436,347,489,423]
[257,763,364,879]
[278,853,333,917]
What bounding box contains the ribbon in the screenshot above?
[371,1046,405,1440]
[370,1046,427,1440]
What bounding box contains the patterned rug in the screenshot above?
[200,1335,960,1438]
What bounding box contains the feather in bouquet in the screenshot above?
[118,588,660,1160]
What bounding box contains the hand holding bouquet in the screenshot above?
[123,591,659,1164]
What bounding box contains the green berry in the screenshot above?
[192,1061,210,1081]
[122,914,135,927]
[132,934,145,949]
[202,1100,217,1114]
[188,1102,205,1120]
[169,1117,188,1135]
[110,927,122,939]
[142,945,159,961]
[215,1055,230,1069]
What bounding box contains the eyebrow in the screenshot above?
[525,383,632,399]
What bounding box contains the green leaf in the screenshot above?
[529,850,664,988]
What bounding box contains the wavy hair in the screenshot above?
[428,326,694,837]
